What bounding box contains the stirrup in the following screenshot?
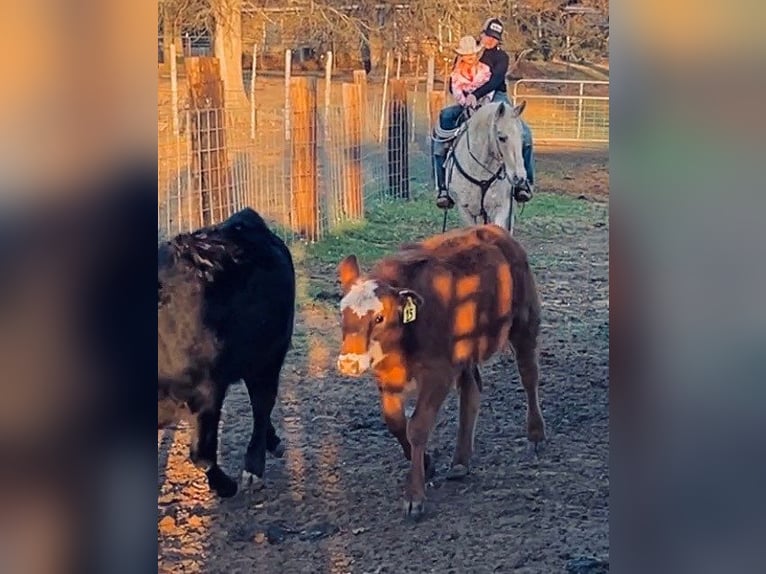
[513,181,533,203]
[436,191,454,209]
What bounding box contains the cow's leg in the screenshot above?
[404,372,451,518]
[189,387,237,498]
[380,391,434,478]
[241,349,286,490]
[510,324,546,458]
[266,420,285,458]
[448,365,481,480]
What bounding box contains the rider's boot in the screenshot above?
[432,139,453,209]
[513,179,533,203]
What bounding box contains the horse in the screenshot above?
[436,100,529,234]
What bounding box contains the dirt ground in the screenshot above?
[158,147,609,573]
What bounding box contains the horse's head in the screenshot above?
[489,100,528,185]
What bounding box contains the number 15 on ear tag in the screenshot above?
[402,296,417,324]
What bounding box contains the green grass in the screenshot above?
[299,190,606,307]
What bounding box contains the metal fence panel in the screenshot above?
[512,79,609,144]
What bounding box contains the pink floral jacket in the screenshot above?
[450,61,493,106]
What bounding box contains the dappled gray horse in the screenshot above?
[437,101,528,233]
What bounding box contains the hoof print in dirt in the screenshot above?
[298,522,339,542]
[265,525,288,545]
[240,470,265,492]
[257,522,338,545]
[446,464,470,480]
[566,556,609,573]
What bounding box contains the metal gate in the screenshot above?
[511,79,609,144]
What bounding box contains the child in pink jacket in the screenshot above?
[450,35,494,107]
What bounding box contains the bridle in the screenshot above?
[448,106,511,225]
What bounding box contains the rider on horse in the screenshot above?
[433,18,535,209]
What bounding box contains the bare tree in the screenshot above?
[159,0,609,81]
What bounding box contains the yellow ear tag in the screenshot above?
[402,296,417,324]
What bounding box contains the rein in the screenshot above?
[449,108,508,225]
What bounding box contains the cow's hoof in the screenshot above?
[446,464,469,480]
[207,467,238,498]
[525,440,545,461]
[269,441,285,458]
[240,470,265,491]
[403,497,426,520]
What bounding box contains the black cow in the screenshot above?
[158,208,295,497]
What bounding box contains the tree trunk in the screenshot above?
[213,0,248,110]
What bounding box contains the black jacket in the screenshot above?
[474,47,509,99]
[448,46,509,99]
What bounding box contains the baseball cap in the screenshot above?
[482,18,504,41]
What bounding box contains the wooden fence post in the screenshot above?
[290,77,319,240]
[185,57,229,229]
[284,49,292,141]
[378,52,391,143]
[342,83,363,219]
[353,70,368,138]
[250,43,257,140]
[428,90,446,130]
[426,56,435,121]
[387,79,409,200]
[170,43,179,136]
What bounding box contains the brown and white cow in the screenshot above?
[336,224,546,518]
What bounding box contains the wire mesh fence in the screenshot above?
[158,71,609,243]
[158,77,434,243]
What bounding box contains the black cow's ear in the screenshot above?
[338,255,361,293]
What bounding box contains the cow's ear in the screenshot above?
[397,289,424,324]
[338,255,361,293]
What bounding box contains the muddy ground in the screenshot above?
[158,147,609,573]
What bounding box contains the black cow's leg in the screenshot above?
[266,420,285,458]
[241,351,286,489]
[189,387,237,498]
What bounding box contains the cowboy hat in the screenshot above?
[455,35,482,56]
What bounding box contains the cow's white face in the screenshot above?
[335,255,422,377]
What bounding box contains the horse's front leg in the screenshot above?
[489,185,514,231]
[454,200,481,227]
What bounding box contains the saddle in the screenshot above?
[432,108,472,144]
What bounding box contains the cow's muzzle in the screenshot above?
[336,353,370,376]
